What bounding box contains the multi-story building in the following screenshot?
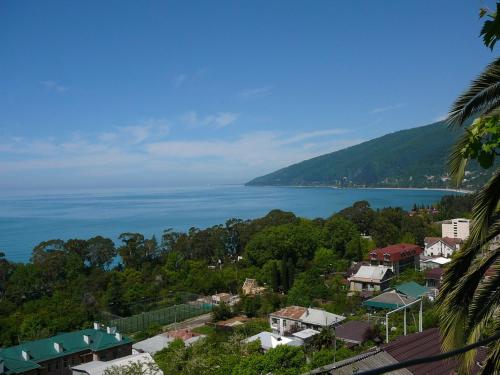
[0,324,132,375]
[442,218,470,240]
[369,243,423,274]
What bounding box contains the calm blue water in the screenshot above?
[0,185,458,262]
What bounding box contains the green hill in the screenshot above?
[246,122,493,189]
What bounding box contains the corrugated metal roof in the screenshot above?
[363,291,416,310]
[306,349,412,375]
[395,282,430,299]
[0,327,132,374]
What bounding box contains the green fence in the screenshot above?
[108,303,213,333]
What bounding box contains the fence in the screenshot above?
[108,302,213,333]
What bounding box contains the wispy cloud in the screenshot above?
[433,113,448,122]
[239,86,273,98]
[40,80,68,93]
[172,68,208,88]
[0,123,364,187]
[370,103,405,114]
[180,111,238,129]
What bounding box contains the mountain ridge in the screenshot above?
[246,121,493,189]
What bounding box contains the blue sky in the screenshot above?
[0,1,496,190]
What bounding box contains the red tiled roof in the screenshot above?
[270,306,307,320]
[370,244,423,262]
[384,328,487,375]
[425,268,444,280]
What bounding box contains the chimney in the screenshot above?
[21,350,30,361]
[83,335,91,345]
[106,326,116,334]
[93,322,100,330]
[53,342,63,353]
[115,332,122,341]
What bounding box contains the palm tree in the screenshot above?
[437,56,500,373]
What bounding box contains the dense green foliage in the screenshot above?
[246,122,496,189]
[0,195,466,353]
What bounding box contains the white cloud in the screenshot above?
[370,103,405,114]
[40,80,68,93]
[180,111,238,129]
[239,86,273,98]
[0,118,363,188]
[433,113,448,122]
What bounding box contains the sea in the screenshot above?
[0,185,460,263]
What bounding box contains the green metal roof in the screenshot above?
[363,291,416,310]
[395,281,429,299]
[0,327,132,374]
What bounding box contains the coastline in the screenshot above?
[245,184,473,194]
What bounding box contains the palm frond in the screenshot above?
[447,57,500,127]
[469,169,500,244]
[447,131,471,186]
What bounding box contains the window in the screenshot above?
[48,363,52,371]
[283,320,287,327]
[64,358,68,368]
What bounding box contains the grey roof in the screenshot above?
[132,334,173,355]
[306,349,412,375]
[71,353,163,375]
[300,308,345,327]
[292,329,320,340]
[350,265,392,283]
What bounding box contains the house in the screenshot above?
[307,328,488,375]
[420,256,451,270]
[71,352,163,375]
[394,282,430,299]
[241,278,266,295]
[348,265,394,292]
[244,332,303,351]
[269,306,345,336]
[442,218,470,240]
[0,323,132,375]
[369,244,423,274]
[335,321,373,347]
[211,292,231,305]
[424,267,444,291]
[423,237,461,257]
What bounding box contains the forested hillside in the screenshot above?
[247,122,494,189]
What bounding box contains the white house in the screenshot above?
[71,353,163,375]
[424,237,461,257]
[348,265,394,292]
[442,218,470,240]
[269,306,345,336]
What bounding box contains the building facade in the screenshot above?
[348,265,394,292]
[441,218,470,240]
[369,244,422,274]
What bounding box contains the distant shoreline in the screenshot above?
[245,185,473,194]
